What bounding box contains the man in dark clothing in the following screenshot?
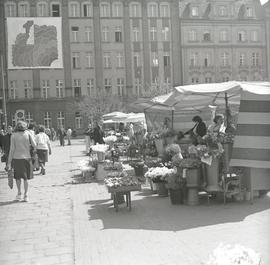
[57,126,66,146]
[93,122,105,144]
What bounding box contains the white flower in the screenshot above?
[91,144,109,153]
[104,135,117,143]
[206,243,261,265]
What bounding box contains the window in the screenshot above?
[190,53,198,67]
[150,27,157,41]
[24,80,32,99]
[100,2,110,17]
[246,7,253,17]
[251,30,258,42]
[112,2,123,17]
[18,2,29,17]
[37,2,47,16]
[72,52,80,68]
[203,32,211,42]
[104,78,112,93]
[103,52,111,68]
[41,80,50,98]
[152,52,159,66]
[205,77,212,83]
[44,112,52,128]
[71,26,79,42]
[75,112,82,129]
[57,112,65,128]
[69,2,79,17]
[25,112,33,124]
[220,30,228,42]
[162,27,169,41]
[102,26,109,42]
[148,3,158,17]
[117,78,124,96]
[85,26,92,42]
[238,31,246,42]
[252,52,259,66]
[115,27,122,42]
[134,53,141,67]
[116,52,124,68]
[132,27,139,42]
[204,53,210,67]
[191,6,199,17]
[160,3,170,17]
[221,52,229,66]
[56,80,64,98]
[191,77,199,84]
[86,52,93,68]
[9,81,17,99]
[189,30,197,41]
[87,79,94,95]
[73,79,81,97]
[5,3,16,17]
[82,3,92,17]
[130,2,141,17]
[219,6,227,16]
[51,3,60,17]
[239,53,245,66]
[163,53,170,67]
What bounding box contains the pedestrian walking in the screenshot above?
[1,125,13,168]
[7,121,36,202]
[35,125,52,175]
[28,123,39,171]
[66,128,72,145]
[84,123,93,154]
[51,128,56,141]
[57,126,66,146]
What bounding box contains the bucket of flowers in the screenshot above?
[91,144,110,162]
[166,172,185,205]
[103,135,117,148]
[145,166,176,196]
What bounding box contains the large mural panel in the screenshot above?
[7,17,63,69]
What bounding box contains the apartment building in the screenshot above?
[0,0,268,131]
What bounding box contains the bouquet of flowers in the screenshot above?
[104,171,140,188]
[218,132,234,144]
[145,166,176,183]
[201,133,224,159]
[144,158,163,168]
[104,160,123,171]
[103,135,117,145]
[91,144,109,153]
[165,144,181,157]
[206,243,261,265]
[172,153,183,168]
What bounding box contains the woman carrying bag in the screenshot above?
[7,121,36,202]
[35,125,52,175]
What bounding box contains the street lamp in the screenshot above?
[0,54,8,129]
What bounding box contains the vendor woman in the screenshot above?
[184,115,207,144]
[208,114,226,134]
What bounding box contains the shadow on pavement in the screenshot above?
[0,200,22,206]
[86,190,270,232]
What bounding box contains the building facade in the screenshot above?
[0,0,268,132]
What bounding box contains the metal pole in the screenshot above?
[0,54,8,129]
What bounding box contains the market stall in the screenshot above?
[162,81,270,199]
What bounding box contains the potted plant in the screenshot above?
[129,160,145,177]
[179,158,201,188]
[166,173,185,204]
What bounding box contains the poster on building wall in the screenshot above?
[6,17,63,69]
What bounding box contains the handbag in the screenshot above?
[1,154,7,163]
[8,169,13,189]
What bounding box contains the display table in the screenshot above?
[107,185,141,212]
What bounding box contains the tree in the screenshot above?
[76,88,126,123]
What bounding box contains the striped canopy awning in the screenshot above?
[230,91,270,169]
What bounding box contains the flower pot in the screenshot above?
[205,157,222,192]
[223,143,233,172]
[187,187,199,206]
[155,139,165,156]
[156,182,168,197]
[97,151,106,162]
[134,164,144,177]
[148,178,158,193]
[186,168,201,188]
[169,189,184,204]
[96,162,105,181]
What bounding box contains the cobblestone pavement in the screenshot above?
[0,139,270,265]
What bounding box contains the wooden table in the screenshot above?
[107,185,141,212]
